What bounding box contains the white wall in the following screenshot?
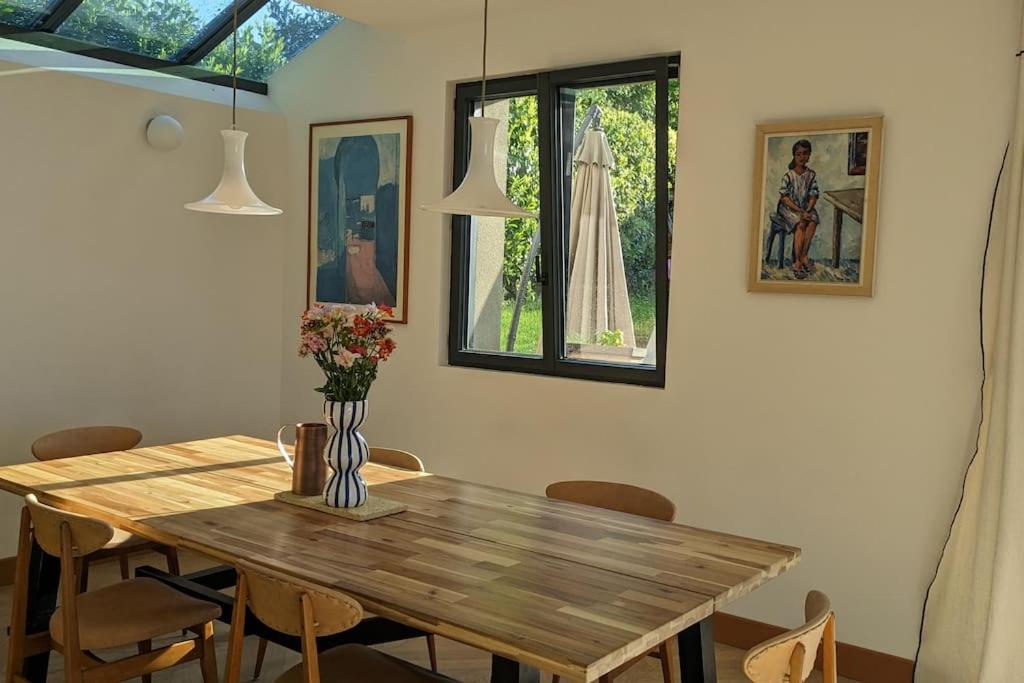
[0,48,289,555]
[271,0,1018,659]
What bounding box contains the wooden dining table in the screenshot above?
[0,435,800,683]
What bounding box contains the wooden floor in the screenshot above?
[0,550,857,683]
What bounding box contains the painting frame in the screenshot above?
[747,115,883,297]
[307,115,413,323]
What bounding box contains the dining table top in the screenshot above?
[0,435,800,681]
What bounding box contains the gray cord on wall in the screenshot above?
[231,0,238,128]
[480,0,489,115]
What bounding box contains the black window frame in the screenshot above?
[448,55,679,388]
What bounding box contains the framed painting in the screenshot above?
[308,116,412,322]
[747,116,883,296]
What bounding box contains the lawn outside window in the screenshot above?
[447,56,679,388]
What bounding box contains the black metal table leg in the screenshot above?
[21,538,61,683]
[678,615,718,683]
[490,655,540,682]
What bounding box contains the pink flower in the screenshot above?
[334,348,358,368]
[299,331,327,357]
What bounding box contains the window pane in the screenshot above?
[57,0,229,60]
[560,81,660,367]
[462,94,543,357]
[198,1,340,82]
[0,0,49,27]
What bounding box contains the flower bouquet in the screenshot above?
[297,303,397,508]
[299,303,397,401]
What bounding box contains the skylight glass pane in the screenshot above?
[0,0,49,27]
[56,0,231,61]
[198,1,340,82]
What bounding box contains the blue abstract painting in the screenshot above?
[309,117,411,322]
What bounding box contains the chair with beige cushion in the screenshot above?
[5,495,221,683]
[227,561,455,683]
[742,591,837,683]
[31,426,181,587]
[252,446,437,679]
[546,480,678,683]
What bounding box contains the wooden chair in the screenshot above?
[31,426,181,588]
[546,480,677,683]
[742,590,837,682]
[252,446,437,679]
[227,561,455,683]
[5,495,221,683]
[545,480,676,522]
[369,446,426,473]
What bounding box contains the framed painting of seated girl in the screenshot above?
[308,116,412,322]
[747,116,883,296]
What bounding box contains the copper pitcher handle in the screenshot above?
[277,425,295,469]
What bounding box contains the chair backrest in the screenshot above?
[369,447,425,472]
[742,590,836,683]
[545,480,676,522]
[237,562,363,637]
[31,426,143,461]
[227,562,364,683]
[24,494,114,558]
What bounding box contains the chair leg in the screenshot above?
[6,508,32,683]
[137,640,152,683]
[823,614,838,683]
[118,553,130,580]
[426,634,438,672]
[659,638,681,683]
[253,638,269,680]
[164,546,181,575]
[198,621,218,683]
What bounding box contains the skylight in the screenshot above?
[0,0,340,90]
[198,1,339,82]
[0,0,48,27]
[56,0,233,60]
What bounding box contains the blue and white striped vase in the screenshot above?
[322,399,369,508]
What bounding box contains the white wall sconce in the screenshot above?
[146,115,184,151]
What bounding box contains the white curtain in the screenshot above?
[916,20,1024,681]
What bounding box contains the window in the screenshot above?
[56,0,230,60]
[448,57,679,387]
[0,0,340,93]
[196,1,338,82]
[0,0,48,27]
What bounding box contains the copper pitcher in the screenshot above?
[277,423,328,496]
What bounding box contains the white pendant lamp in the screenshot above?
[421,0,536,219]
[185,0,281,216]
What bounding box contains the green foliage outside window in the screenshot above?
[502,80,679,307]
[0,1,49,27]
[200,1,339,81]
[58,0,201,59]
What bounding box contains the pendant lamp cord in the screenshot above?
[231,0,238,129]
[480,0,488,116]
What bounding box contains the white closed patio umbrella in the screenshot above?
[565,112,636,349]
